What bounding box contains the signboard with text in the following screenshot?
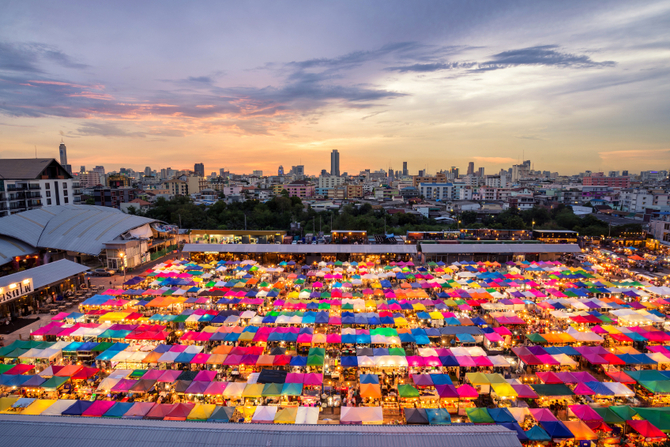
[0,278,34,304]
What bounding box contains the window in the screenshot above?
[47,199,52,205]
[45,183,50,189]
[63,182,67,188]
[46,191,51,198]
[64,197,69,204]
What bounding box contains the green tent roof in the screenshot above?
[531,384,574,396]
[466,407,494,424]
[398,384,420,398]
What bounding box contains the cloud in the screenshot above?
[517,135,544,141]
[76,122,147,138]
[384,45,615,74]
[473,156,517,164]
[475,45,616,71]
[598,149,670,161]
[0,41,88,73]
[385,62,475,73]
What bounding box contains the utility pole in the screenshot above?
[244,214,247,230]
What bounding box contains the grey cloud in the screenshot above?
[186,76,213,83]
[385,62,476,73]
[77,122,147,138]
[0,42,88,73]
[476,45,616,71]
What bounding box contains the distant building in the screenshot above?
[403,161,408,176]
[144,166,152,176]
[94,186,136,209]
[278,165,284,176]
[467,162,475,176]
[194,163,205,177]
[58,141,72,174]
[583,176,630,188]
[331,149,340,177]
[283,181,315,198]
[252,170,263,177]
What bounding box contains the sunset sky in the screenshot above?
[1,1,669,176]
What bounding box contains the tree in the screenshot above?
[460,211,478,225]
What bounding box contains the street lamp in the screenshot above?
[532,221,535,230]
[119,252,127,283]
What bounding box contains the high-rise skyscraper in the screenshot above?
[278,165,284,176]
[331,149,340,177]
[478,167,485,177]
[144,166,152,176]
[403,161,408,176]
[467,162,475,176]
[194,163,205,177]
[58,140,72,173]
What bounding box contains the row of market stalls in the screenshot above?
[2,255,670,443]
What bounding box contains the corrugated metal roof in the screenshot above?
[183,243,418,254]
[0,416,521,447]
[0,205,158,256]
[0,236,36,266]
[0,259,89,290]
[0,158,69,180]
[420,243,581,254]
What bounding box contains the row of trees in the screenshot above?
[460,204,642,237]
[131,197,641,238]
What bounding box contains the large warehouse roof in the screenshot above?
[0,259,89,290]
[183,243,418,254]
[420,243,581,254]
[0,416,522,447]
[0,205,158,256]
[0,235,36,266]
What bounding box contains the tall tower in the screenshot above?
[331,149,340,177]
[467,162,475,176]
[58,140,72,173]
[403,161,408,176]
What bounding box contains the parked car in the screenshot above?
[89,268,114,277]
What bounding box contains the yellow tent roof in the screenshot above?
[466,372,490,385]
[243,383,265,398]
[484,373,507,384]
[0,397,18,413]
[187,403,216,420]
[274,407,298,424]
[22,399,57,415]
[491,383,518,398]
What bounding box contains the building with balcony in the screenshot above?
[0,158,82,217]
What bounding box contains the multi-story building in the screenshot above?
[165,179,188,196]
[0,158,81,217]
[283,181,315,198]
[583,176,631,188]
[485,174,509,189]
[194,163,205,177]
[419,183,453,201]
[318,175,345,189]
[412,172,448,187]
[331,149,340,177]
[77,171,104,188]
[94,186,136,209]
[346,184,364,199]
[619,189,669,213]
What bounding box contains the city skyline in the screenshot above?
[1,1,669,174]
